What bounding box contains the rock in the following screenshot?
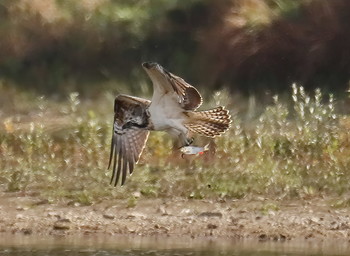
[305,233,313,239]
[258,233,268,241]
[47,212,61,218]
[67,201,81,207]
[157,205,168,215]
[180,208,191,215]
[103,214,115,220]
[16,214,24,220]
[330,221,349,230]
[126,212,146,219]
[33,199,49,206]
[273,234,287,241]
[132,191,141,198]
[53,219,71,230]
[207,223,218,229]
[22,228,32,235]
[268,211,276,217]
[198,212,223,218]
[279,234,287,241]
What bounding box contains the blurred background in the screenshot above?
[1,0,350,202]
[0,0,349,96]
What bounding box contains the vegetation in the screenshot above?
[1,84,350,206]
[0,0,349,94]
[0,0,349,207]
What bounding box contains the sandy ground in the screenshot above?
[1,191,350,242]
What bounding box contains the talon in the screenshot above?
[181,153,185,159]
[186,137,194,146]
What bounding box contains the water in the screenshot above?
[0,235,349,256]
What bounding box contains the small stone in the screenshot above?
[22,228,32,235]
[207,223,218,229]
[16,214,24,220]
[305,233,313,239]
[157,205,168,215]
[268,211,276,216]
[67,201,80,207]
[198,212,223,218]
[59,218,71,223]
[47,212,61,218]
[259,234,268,241]
[279,234,287,241]
[53,219,71,230]
[181,209,191,215]
[132,191,141,198]
[273,234,286,241]
[103,214,115,220]
[33,199,49,206]
[310,217,319,223]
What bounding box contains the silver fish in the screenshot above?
[180,144,209,157]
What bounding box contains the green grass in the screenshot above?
[1,84,350,205]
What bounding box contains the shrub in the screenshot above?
[1,85,349,203]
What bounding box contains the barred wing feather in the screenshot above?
[108,94,151,186]
[108,128,149,186]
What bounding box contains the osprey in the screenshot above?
[108,62,231,186]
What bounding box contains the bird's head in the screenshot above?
[142,62,171,84]
[142,62,159,70]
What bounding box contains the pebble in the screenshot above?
[22,228,32,235]
[198,212,223,218]
[103,214,115,220]
[16,214,24,220]
[53,219,71,230]
[207,223,218,229]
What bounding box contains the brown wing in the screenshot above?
[108,94,151,186]
[166,72,203,111]
[114,94,151,113]
[108,128,149,186]
[143,62,203,111]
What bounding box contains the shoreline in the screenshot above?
[1,192,350,242]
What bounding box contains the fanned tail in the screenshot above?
[184,106,231,137]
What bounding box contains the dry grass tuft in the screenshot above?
[1,83,350,204]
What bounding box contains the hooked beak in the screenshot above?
[142,62,170,75]
[142,62,159,70]
[142,62,171,84]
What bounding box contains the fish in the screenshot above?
[180,144,209,157]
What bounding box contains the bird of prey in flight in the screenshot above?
[108,62,231,186]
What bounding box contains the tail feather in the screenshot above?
[185,106,231,137]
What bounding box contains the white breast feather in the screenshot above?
[149,88,186,132]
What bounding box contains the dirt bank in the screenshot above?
[1,191,350,242]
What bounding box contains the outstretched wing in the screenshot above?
[108,128,149,186]
[142,62,203,110]
[108,95,151,186]
[167,72,203,110]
